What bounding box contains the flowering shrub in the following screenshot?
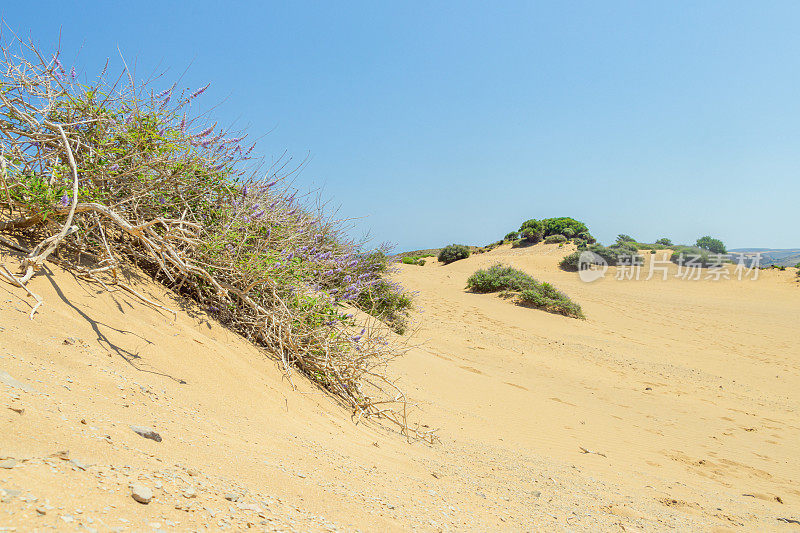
[0,36,427,440]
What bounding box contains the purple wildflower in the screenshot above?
[53,56,64,73]
[70,66,76,79]
[59,193,70,207]
[190,83,210,99]
[155,88,171,99]
[193,126,214,139]
[180,115,187,132]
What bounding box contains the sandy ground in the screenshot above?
[0,243,798,531]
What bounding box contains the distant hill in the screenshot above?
[729,248,800,267]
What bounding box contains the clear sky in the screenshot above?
[3,2,799,251]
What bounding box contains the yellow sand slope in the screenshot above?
[0,243,798,531]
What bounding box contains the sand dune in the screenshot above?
[0,243,798,531]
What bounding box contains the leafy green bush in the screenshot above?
[518,282,584,319]
[466,264,537,293]
[696,236,727,254]
[519,219,544,243]
[577,231,596,244]
[655,238,673,246]
[466,264,583,318]
[541,217,588,238]
[504,231,519,241]
[559,252,582,271]
[561,227,576,238]
[616,234,636,244]
[544,234,568,244]
[438,244,470,264]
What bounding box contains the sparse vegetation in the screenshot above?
[655,238,673,246]
[670,246,725,267]
[438,244,470,264]
[559,242,642,271]
[400,253,432,266]
[466,264,584,319]
[401,256,426,266]
[0,36,429,439]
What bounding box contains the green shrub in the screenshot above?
[467,264,583,319]
[696,236,727,254]
[438,244,470,264]
[562,227,576,238]
[466,264,537,293]
[577,231,596,244]
[590,242,642,266]
[650,250,657,254]
[519,283,584,319]
[670,246,725,267]
[504,231,519,241]
[558,242,642,271]
[655,238,673,246]
[519,219,544,243]
[541,217,588,238]
[616,234,636,244]
[544,234,568,244]
[559,251,581,271]
[356,279,413,334]
[401,255,426,266]
[572,238,587,249]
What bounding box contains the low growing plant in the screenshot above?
[544,234,567,244]
[466,264,583,319]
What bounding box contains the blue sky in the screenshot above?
[3,2,799,250]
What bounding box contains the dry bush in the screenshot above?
[0,32,431,442]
